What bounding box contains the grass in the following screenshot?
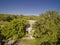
[17,39,37,45]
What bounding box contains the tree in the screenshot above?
[33,11,60,45]
[1,18,29,42]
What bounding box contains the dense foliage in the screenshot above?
[1,18,28,39]
[0,15,29,45]
[33,11,60,45]
[0,11,60,45]
[0,14,17,21]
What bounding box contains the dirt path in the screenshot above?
[15,20,37,45]
[23,20,36,39]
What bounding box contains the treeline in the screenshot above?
[0,14,38,21]
[0,11,60,45]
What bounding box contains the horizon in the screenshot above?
[0,0,60,15]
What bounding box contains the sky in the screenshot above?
[0,0,60,15]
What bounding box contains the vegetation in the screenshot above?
[0,10,60,45]
[17,39,37,45]
[0,14,29,45]
[1,18,28,39]
[33,11,60,45]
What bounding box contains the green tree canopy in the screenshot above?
[33,11,60,45]
[1,18,29,41]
